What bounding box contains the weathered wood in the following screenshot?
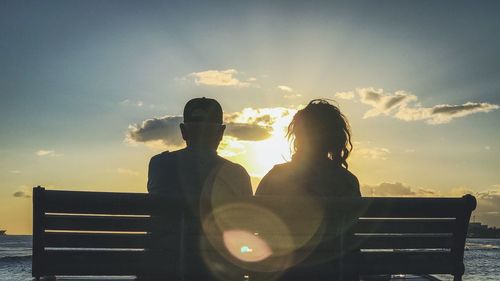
[350,251,454,274]
[255,196,475,218]
[353,219,455,233]
[32,186,45,278]
[44,214,158,232]
[43,250,176,276]
[44,232,150,248]
[352,235,454,249]
[43,190,179,215]
[33,187,476,280]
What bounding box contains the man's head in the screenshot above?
[180,97,226,150]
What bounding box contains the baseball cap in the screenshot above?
[183,97,223,124]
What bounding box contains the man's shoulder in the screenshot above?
[217,156,249,175]
[149,149,183,165]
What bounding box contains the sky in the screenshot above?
[1,0,500,234]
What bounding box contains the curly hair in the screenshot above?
[287,99,353,169]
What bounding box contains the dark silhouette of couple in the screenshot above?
[146,97,360,280]
[147,97,359,201]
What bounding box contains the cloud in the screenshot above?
[358,88,418,118]
[284,94,302,99]
[362,182,416,197]
[117,168,139,176]
[361,183,500,226]
[334,91,355,100]
[276,85,302,99]
[188,69,254,87]
[125,108,289,147]
[13,191,31,198]
[126,116,184,147]
[355,87,499,124]
[277,85,293,92]
[225,123,272,141]
[363,184,500,226]
[120,99,144,107]
[217,137,246,158]
[361,182,444,197]
[223,107,296,128]
[35,150,62,157]
[9,170,21,174]
[464,189,500,227]
[354,146,390,160]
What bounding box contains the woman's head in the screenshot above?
[287,99,352,168]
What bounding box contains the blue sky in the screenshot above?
[1,0,500,233]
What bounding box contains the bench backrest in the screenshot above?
[32,187,186,278]
[32,187,476,280]
[344,197,475,279]
[254,195,476,280]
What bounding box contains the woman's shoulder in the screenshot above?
[333,166,361,196]
[255,162,297,195]
[338,166,358,182]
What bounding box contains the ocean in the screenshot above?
[0,236,498,280]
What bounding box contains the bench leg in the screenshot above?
[453,274,462,281]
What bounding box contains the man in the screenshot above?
[145,98,253,280]
[147,97,253,214]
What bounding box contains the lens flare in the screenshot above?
[223,229,272,262]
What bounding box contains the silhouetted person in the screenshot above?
[256,99,359,197]
[148,97,252,211]
[255,99,360,280]
[145,97,252,280]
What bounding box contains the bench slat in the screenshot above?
[43,232,218,250]
[43,250,177,276]
[351,251,454,274]
[352,235,454,249]
[44,215,166,232]
[353,219,456,233]
[43,190,182,215]
[256,196,473,218]
[44,232,150,248]
[44,190,151,215]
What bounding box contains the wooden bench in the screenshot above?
[32,186,476,281]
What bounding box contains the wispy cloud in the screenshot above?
[277,85,293,92]
[352,142,391,160]
[334,91,355,100]
[120,99,144,107]
[13,191,31,198]
[277,85,302,99]
[358,88,418,118]
[35,150,62,157]
[356,147,390,160]
[188,69,255,88]
[355,87,499,124]
[361,182,439,197]
[116,168,139,176]
[9,170,21,174]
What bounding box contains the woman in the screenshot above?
[255,99,360,197]
[254,99,360,280]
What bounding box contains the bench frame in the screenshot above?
[32,186,476,281]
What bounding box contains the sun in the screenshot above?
[220,107,298,178]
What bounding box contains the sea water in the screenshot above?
[1,236,499,281]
